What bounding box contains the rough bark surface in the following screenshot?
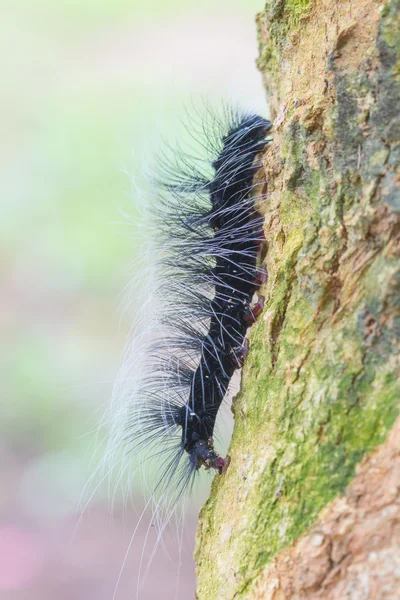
[251,415,400,599]
[195,1,400,599]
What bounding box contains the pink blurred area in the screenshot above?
[0,513,197,599]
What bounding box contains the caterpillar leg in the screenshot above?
[243,294,265,325]
[255,228,268,259]
[206,454,231,475]
[255,227,265,247]
[232,338,250,368]
[254,265,268,287]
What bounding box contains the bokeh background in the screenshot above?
[1,1,267,598]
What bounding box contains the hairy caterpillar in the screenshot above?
[111,109,272,506]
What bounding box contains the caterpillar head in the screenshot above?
[176,411,227,473]
[190,438,227,474]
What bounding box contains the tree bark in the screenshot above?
[195,1,400,598]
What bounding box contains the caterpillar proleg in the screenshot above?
[109,108,272,508]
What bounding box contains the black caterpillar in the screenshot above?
[120,109,272,500]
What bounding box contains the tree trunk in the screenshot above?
[195,1,400,598]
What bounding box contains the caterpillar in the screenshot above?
[116,108,272,504]
[107,109,272,513]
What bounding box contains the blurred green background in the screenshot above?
[0,0,267,597]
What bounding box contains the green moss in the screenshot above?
[380,0,400,49]
[224,301,400,585]
[284,0,311,27]
[257,1,312,76]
